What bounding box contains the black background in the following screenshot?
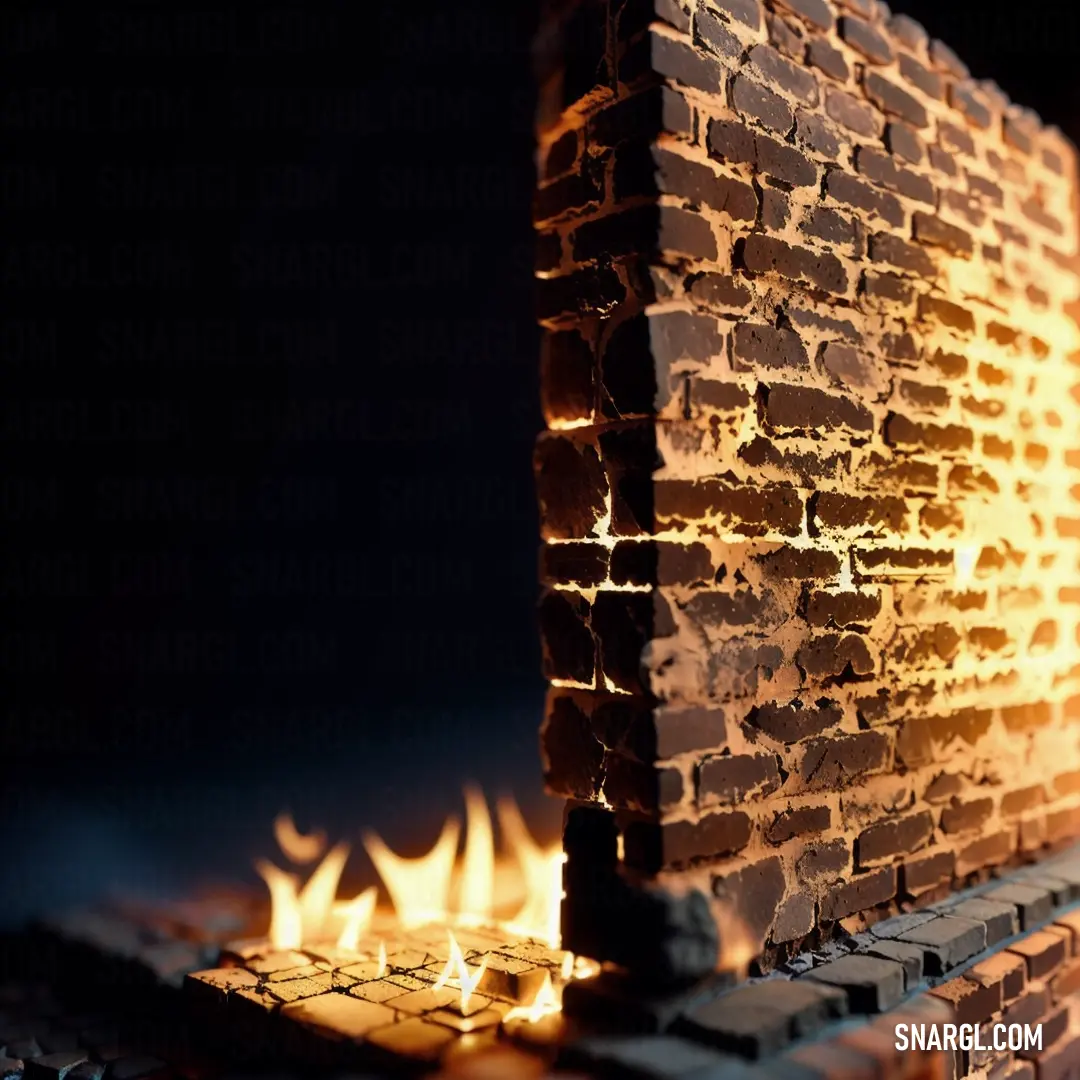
[4,0,1080,923]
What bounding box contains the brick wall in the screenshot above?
[533,0,1080,974]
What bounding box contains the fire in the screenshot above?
[256,788,564,951]
[273,812,326,864]
[504,970,560,1023]
[432,930,488,1014]
[362,817,460,931]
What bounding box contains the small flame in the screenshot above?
[254,859,302,950]
[560,952,573,980]
[376,940,387,977]
[273,812,327,865]
[505,970,560,1024]
[298,841,350,943]
[333,886,377,951]
[432,930,488,1014]
[362,817,460,930]
[459,784,494,925]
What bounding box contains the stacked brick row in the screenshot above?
[533,0,1080,968]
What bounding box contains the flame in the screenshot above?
[504,970,560,1023]
[432,930,488,1014]
[273,811,326,864]
[298,841,350,942]
[254,859,303,950]
[333,886,377,951]
[458,784,494,925]
[362,817,460,930]
[376,940,387,977]
[497,796,565,947]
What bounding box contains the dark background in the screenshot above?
[4,0,1080,923]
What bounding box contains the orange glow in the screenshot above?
[333,887,377,951]
[504,970,560,1023]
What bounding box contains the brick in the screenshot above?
[588,85,693,148]
[896,707,992,766]
[826,170,903,227]
[813,493,907,534]
[649,31,725,94]
[899,53,943,100]
[839,15,894,64]
[678,979,847,1059]
[757,547,842,580]
[940,798,994,835]
[939,120,976,157]
[888,13,928,52]
[913,212,974,257]
[655,479,803,535]
[970,951,1027,1002]
[865,71,928,129]
[615,145,758,221]
[821,867,897,920]
[886,121,925,164]
[708,119,818,187]
[731,75,794,134]
[825,87,879,137]
[805,589,881,628]
[950,81,993,130]
[705,0,761,30]
[928,976,1002,1027]
[801,731,891,791]
[1001,702,1052,734]
[803,955,905,1013]
[623,811,753,872]
[902,849,955,895]
[763,384,871,434]
[733,322,810,371]
[740,235,847,293]
[749,699,843,743]
[768,805,832,844]
[700,753,781,806]
[946,899,1019,945]
[918,294,976,333]
[898,917,986,975]
[808,36,849,82]
[610,540,713,587]
[869,232,936,276]
[762,187,790,230]
[886,415,974,454]
[711,857,788,947]
[857,812,934,867]
[856,146,935,204]
[773,0,833,31]
[1008,932,1067,980]
[982,884,1053,931]
[956,831,1015,877]
[794,109,843,159]
[858,939,924,986]
[797,633,875,678]
[804,206,858,246]
[749,43,819,105]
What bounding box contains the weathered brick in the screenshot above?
[615,144,758,221]
[588,85,693,148]
[749,699,843,743]
[899,916,986,975]
[768,805,832,844]
[821,867,897,920]
[913,211,974,256]
[887,13,928,53]
[623,811,753,872]
[898,53,943,100]
[748,43,819,105]
[801,730,891,791]
[982,884,1053,931]
[869,232,936,276]
[773,0,833,31]
[757,547,842,580]
[803,954,905,1013]
[950,81,993,130]
[902,850,955,895]
[865,71,928,129]
[839,16,894,64]
[808,36,849,82]
[610,540,713,587]
[885,121,925,165]
[700,753,781,806]
[703,0,761,30]
[1008,932,1067,981]
[886,414,974,454]
[731,74,794,134]
[763,384,872,436]
[733,322,810,371]
[855,146,935,204]
[654,480,804,537]
[918,293,976,334]
[708,118,818,187]
[928,976,1002,1027]
[896,708,992,766]
[857,812,934,867]
[740,235,848,293]
[826,170,904,226]
[648,30,725,94]
[825,87,879,137]
[805,589,881,628]
[940,797,994,835]
[813,493,907,534]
